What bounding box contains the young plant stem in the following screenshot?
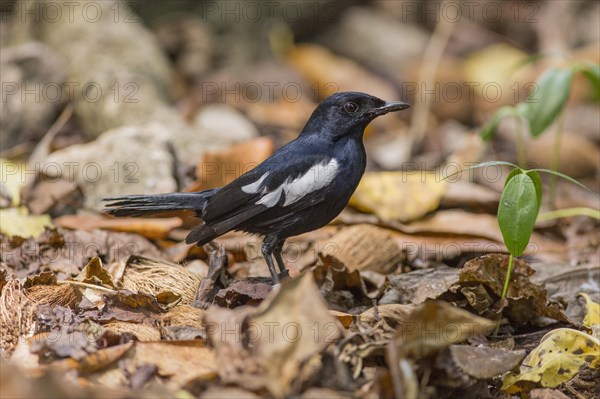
[494,254,515,336]
[513,113,526,168]
[549,112,566,207]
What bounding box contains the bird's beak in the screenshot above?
[365,101,410,119]
[373,101,410,115]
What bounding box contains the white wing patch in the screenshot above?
[256,159,339,208]
[241,172,270,194]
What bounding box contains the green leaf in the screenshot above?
[580,63,600,102]
[538,207,600,222]
[498,174,540,256]
[481,107,514,141]
[505,52,566,78]
[527,168,596,196]
[504,168,524,188]
[524,68,574,137]
[526,170,543,211]
[440,161,519,182]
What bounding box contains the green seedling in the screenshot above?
[443,161,596,335]
[480,59,599,205]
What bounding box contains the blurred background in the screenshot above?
[2,0,598,202]
[1,0,599,264]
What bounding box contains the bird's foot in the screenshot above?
[277,269,290,281]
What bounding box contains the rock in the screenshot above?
[319,7,428,77]
[168,104,260,166]
[193,104,259,145]
[43,124,177,210]
[0,42,66,149]
[9,0,176,138]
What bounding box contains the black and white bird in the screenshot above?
[104,92,409,284]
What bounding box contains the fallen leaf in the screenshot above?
[214,279,272,308]
[579,293,600,328]
[21,178,80,215]
[319,224,402,274]
[391,301,496,358]
[359,304,415,329]
[330,310,354,328]
[349,172,447,222]
[0,207,52,237]
[384,266,459,305]
[74,256,117,289]
[0,159,24,206]
[54,214,182,239]
[502,328,600,393]
[287,43,396,102]
[247,273,342,397]
[450,345,526,379]
[454,254,568,325]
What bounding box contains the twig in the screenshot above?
[513,111,527,168]
[57,280,115,292]
[407,0,456,147]
[372,298,381,322]
[28,103,75,167]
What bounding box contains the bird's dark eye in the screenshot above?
[343,102,359,113]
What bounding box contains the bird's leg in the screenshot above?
[262,236,280,285]
[273,239,289,280]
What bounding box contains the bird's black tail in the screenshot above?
[103,189,218,217]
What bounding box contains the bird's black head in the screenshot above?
[301,92,410,140]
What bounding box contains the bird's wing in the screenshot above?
[185,151,339,245]
[203,151,338,222]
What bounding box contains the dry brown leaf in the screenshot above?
[359,304,415,329]
[450,345,526,379]
[54,214,182,239]
[125,341,216,387]
[319,224,402,274]
[397,210,567,261]
[391,301,496,358]
[74,256,117,289]
[50,342,134,374]
[286,43,396,102]
[385,266,459,305]
[247,273,342,397]
[214,279,273,308]
[455,254,568,325]
[330,310,354,328]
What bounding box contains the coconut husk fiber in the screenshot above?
[112,256,201,305]
[25,283,81,308]
[1,279,36,356]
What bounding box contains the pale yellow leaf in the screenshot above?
[0,207,52,237]
[579,293,600,328]
[502,328,600,393]
[349,171,447,222]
